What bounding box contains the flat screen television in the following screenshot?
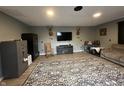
[57,32,72,41]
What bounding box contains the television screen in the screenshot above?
[57,32,72,41]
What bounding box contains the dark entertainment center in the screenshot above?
[56,32,73,54]
[57,45,73,55]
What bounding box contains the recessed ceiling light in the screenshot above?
[46,10,54,17]
[74,6,83,11]
[93,12,102,18]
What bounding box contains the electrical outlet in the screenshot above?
[41,41,43,43]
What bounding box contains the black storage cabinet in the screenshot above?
[21,33,39,61]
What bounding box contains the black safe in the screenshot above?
[0,40,28,78]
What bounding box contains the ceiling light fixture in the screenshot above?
[93,12,102,18]
[46,10,54,17]
[74,6,83,11]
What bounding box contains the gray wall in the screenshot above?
[0,12,30,79]
[31,27,98,55]
[96,21,118,48]
[0,12,30,42]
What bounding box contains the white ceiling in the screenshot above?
[0,6,124,26]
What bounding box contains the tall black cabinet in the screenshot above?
[0,40,28,78]
[118,21,124,44]
[21,33,39,61]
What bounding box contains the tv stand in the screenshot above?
[56,45,73,55]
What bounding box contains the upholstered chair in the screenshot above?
[44,42,53,57]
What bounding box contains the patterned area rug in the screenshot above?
[24,53,124,86]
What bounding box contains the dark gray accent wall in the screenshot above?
[0,44,2,78]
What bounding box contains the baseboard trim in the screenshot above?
[39,53,45,56]
[74,50,83,53]
[39,50,83,56]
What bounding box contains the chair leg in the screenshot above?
[45,55,48,58]
[45,51,49,58]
